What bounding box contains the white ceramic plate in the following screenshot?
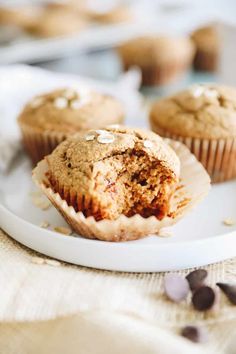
[0,65,236,272]
[0,152,236,272]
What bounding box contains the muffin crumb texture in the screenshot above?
[46,127,180,221]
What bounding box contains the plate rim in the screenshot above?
[1,200,236,249]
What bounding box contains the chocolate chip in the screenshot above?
[164,273,190,303]
[181,325,208,343]
[216,282,236,305]
[186,269,208,291]
[192,286,217,311]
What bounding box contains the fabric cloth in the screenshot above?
[1,229,236,353]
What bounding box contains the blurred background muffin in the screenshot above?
[191,25,220,72]
[25,7,87,37]
[117,36,195,86]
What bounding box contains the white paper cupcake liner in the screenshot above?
[151,126,236,183]
[32,139,210,242]
[19,123,67,165]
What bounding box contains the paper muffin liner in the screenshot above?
[150,125,236,183]
[19,123,67,165]
[122,59,192,86]
[32,139,210,242]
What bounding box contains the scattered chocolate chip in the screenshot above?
[164,273,190,303]
[216,282,236,305]
[186,269,208,291]
[181,325,208,343]
[192,286,217,311]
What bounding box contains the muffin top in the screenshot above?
[191,25,219,52]
[118,35,195,66]
[46,126,180,195]
[26,8,86,37]
[18,88,124,134]
[150,84,236,139]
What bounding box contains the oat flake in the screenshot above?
[143,140,153,148]
[32,197,51,210]
[223,218,235,226]
[85,134,95,141]
[54,97,68,109]
[31,256,45,265]
[39,221,50,228]
[45,259,61,267]
[158,229,173,237]
[54,226,72,235]
[190,86,205,98]
[64,89,76,99]
[97,134,115,144]
[95,129,109,135]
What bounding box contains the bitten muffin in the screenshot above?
[117,36,195,86]
[33,126,211,241]
[18,88,124,164]
[191,25,219,72]
[150,84,236,182]
[46,127,180,222]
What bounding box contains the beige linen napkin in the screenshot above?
[0,311,212,354]
[1,228,236,353]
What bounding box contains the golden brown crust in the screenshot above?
[18,88,124,134]
[46,126,180,221]
[150,84,236,139]
[118,36,195,67]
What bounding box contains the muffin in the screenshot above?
[25,7,86,37]
[150,84,236,183]
[18,88,124,164]
[191,25,219,72]
[0,6,40,29]
[117,36,195,86]
[33,126,211,241]
[87,5,133,24]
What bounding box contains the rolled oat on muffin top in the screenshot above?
[18,87,124,133]
[150,84,236,139]
[46,126,180,221]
